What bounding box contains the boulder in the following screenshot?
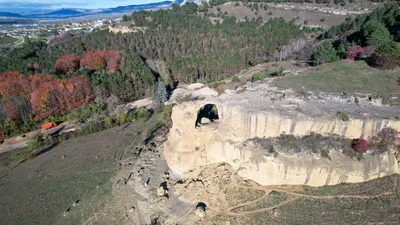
[194,207,206,218]
[157,186,166,196]
[186,83,205,90]
[200,118,211,124]
[192,87,218,98]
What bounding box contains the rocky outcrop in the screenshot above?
[164,84,400,187]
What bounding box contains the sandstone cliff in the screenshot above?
[164,84,400,187]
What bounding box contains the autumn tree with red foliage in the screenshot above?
[30,77,93,120]
[352,139,369,154]
[363,45,376,57]
[0,71,30,98]
[80,50,121,72]
[347,45,365,60]
[54,55,81,74]
[0,72,55,99]
[3,102,20,123]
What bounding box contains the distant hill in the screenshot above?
[106,1,173,13]
[1,1,174,18]
[45,9,83,16]
[0,12,22,17]
[179,0,208,5]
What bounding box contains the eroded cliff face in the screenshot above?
[164,86,400,187]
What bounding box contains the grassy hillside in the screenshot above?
[273,60,400,105]
[0,109,170,225]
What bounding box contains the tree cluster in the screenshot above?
[312,4,400,69]
[0,71,93,131]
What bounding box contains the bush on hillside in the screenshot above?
[347,45,365,60]
[371,55,398,70]
[310,41,339,65]
[231,76,240,82]
[251,73,269,82]
[337,111,349,122]
[363,45,376,57]
[352,139,369,154]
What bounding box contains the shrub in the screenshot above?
[347,45,365,60]
[337,111,350,121]
[176,94,192,104]
[118,114,127,125]
[0,119,17,136]
[231,76,240,82]
[19,149,33,161]
[363,45,376,57]
[104,116,113,128]
[352,139,369,154]
[137,107,151,119]
[270,67,285,77]
[372,55,398,70]
[251,73,269,82]
[28,132,45,150]
[371,127,399,153]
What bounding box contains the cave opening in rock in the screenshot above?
[195,104,219,128]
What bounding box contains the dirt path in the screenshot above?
[204,179,395,224]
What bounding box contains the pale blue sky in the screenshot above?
[0,0,163,12]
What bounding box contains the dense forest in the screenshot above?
[0,8,305,82]
[0,2,307,137]
[1,2,399,138]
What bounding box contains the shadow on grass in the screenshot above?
[20,143,59,163]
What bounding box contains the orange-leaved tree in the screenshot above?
[80,50,121,72]
[54,55,81,74]
[30,77,93,120]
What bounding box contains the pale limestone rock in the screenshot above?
[163,85,400,187]
[186,83,205,90]
[192,87,218,97]
[194,207,206,218]
[157,186,166,196]
[200,118,211,124]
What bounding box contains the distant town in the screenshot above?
[0,17,122,41]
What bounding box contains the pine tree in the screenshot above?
[155,82,167,107]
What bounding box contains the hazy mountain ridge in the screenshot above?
[0,12,23,18]
[1,1,173,18]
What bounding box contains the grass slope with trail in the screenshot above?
[0,107,172,225]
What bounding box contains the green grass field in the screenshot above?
[0,36,17,45]
[273,60,400,105]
